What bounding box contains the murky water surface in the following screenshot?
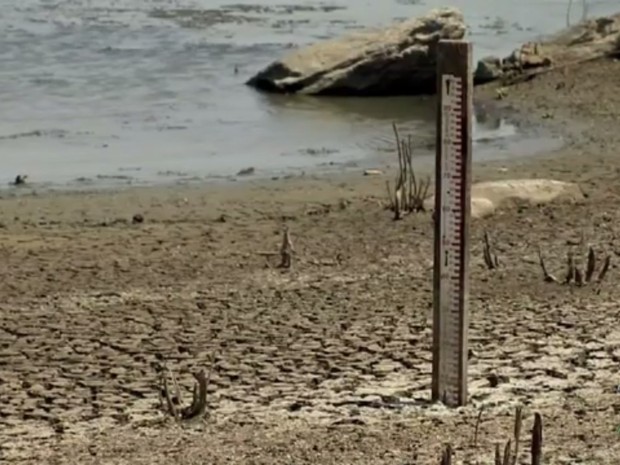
[0,0,617,189]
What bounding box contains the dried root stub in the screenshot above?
[256,226,294,269]
[538,245,611,285]
[279,225,294,269]
[159,367,208,422]
[386,122,431,220]
[531,412,543,465]
[483,230,500,270]
[440,444,453,465]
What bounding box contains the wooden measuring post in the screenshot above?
[432,40,473,408]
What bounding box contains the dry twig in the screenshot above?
[440,444,453,465]
[160,367,209,422]
[502,439,512,465]
[473,405,485,448]
[537,247,559,283]
[531,413,543,465]
[483,231,500,270]
[494,444,502,465]
[512,406,523,465]
[598,255,611,281]
[257,226,295,269]
[279,225,294,268]
[160,365,179,419]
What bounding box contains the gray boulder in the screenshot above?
[246,8,466,96]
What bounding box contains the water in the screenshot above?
[0,0,617,189]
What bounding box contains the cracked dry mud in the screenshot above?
[1,59,620,464]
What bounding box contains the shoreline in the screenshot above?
[0,89,566,199]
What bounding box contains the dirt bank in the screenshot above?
[1,50,620,465]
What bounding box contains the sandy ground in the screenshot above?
[2,54,620,464]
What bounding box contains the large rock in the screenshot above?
[246,8,466,96]
[424,179,584,219]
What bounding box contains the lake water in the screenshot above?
[0,0,617,189]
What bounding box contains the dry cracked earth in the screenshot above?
[1,57,620,464]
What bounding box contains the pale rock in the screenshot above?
[425,179,584,219]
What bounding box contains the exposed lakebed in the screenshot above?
[1,0,617,190]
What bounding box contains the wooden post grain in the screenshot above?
[432,40,473,407]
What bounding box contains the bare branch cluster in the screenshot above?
[538,245,610,285]
[440,407,543,465]
[386,123,431,220]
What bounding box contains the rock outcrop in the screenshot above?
[246,8,466,96]
[475,13,620,84]
[475,43,553,85]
